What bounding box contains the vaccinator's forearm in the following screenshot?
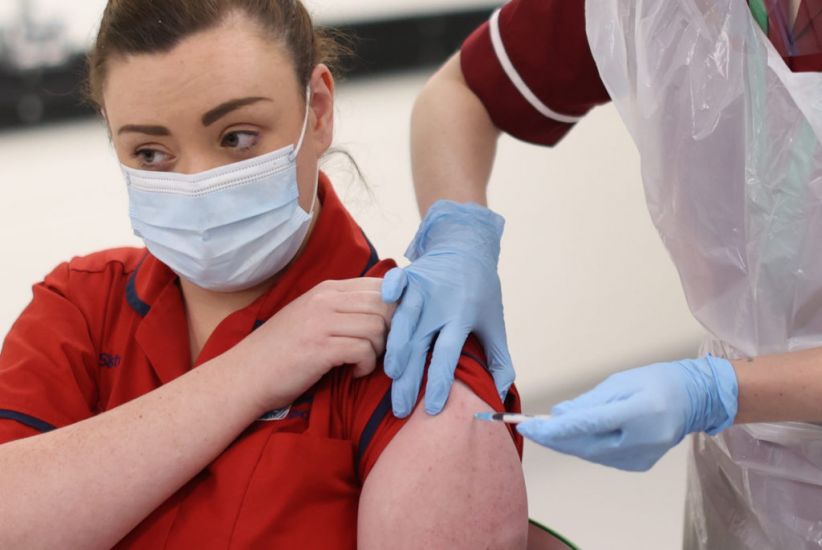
[411,54,501,216]
[733,347,822,424]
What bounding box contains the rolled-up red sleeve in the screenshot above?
[0,263,98,444]
[347,336,523,482]
[461,0,611,146]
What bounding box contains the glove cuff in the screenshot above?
[406,200,505,261]
[702,355,739,436]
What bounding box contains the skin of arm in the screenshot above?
[357,381,528,550]
[0,348,266,550]
[732,348,822,424]
[411,53,501,215]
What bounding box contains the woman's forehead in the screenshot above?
[102,16,298,119]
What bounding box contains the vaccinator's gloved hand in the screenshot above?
[382,201,514,418]
[517,356,738,471]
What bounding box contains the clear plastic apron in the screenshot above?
[584,0,822,547]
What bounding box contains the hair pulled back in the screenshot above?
[87,0,344,108]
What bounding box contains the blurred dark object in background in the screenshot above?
[0,5,491,130]
[0,0,96,127]
[0,54,93,127]
[337,10,490,78]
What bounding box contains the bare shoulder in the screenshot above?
[357,381,528,550]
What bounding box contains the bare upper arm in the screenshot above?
[357,381,528,549]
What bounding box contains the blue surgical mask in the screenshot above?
[121,91,317,292]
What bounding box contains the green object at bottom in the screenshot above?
[528,518,580,550]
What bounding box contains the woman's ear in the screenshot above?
[308,64,335,154]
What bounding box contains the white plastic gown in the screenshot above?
[584,0,822,547]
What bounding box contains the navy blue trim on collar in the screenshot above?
[356,387,393,480]
[359,229,380,277]
[0,410,56,433]
[125,254,151,318]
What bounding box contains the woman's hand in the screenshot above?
[240,277,395,413]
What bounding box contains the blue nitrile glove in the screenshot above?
[517,356,738,471]
[382,201,515,418]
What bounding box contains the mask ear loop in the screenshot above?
[291,86,320,216]
[291,86,312,161]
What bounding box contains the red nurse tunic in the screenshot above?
[0,174,522,548]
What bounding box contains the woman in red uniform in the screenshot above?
[0,1,527,548]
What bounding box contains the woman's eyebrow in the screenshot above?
[118,125,171,136]
[201,97,272,127]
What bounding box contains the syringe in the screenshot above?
[473,412,552,424]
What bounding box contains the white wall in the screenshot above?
[0,71,703,403]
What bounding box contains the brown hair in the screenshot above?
[86,0,346,108]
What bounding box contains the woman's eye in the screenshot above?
[222,131,258,151]
[134,149,171,168]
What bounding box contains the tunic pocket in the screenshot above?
[230,432,360,549]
